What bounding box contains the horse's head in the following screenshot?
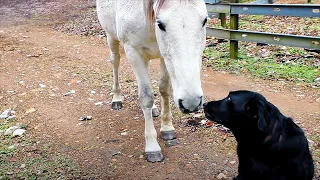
[153,0,207,113]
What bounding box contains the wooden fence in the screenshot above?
[205,2,320,58]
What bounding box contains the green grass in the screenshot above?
[237,15,320,36]
[238,0,256,3]
[0,120,16,131]
[0,138,17,160]
[307,133,320,176]
[0,117,87,179]
[241,15,265,22]
[0,120,18,161]
[1,152,84,180]
[204,44,320,84]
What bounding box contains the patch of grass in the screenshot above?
[246,60,318,82]
[209,14,320,37]
[285,48,306,56]
[204,45,320,84]
[241,15,265,22]
[238,0,256,3]
[306,19,320,32]
[1,151,85,180]
[0,116,87,179]
[0,120,16,131]
[0,139,17,160]
[0,119,17,164]
[307,133,320,178]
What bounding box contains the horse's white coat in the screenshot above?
[97,0,207,160]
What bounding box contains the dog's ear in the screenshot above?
[245,95,267,131]
[256,107,267,131]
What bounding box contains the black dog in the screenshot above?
[203,90,314,180]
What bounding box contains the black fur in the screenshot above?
[203,90,314,180]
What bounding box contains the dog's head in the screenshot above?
[203,91,275,135]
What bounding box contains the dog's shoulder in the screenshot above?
[283,116,304,135]
[275,116,309,155]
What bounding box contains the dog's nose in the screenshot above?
[203,102,208,108]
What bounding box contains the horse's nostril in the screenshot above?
[178,99,191,114]
[178,99,183,108]
[179,97,203,113]
[199,96,203,107]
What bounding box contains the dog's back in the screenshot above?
[279,117,314,180]
[237,115,314,180]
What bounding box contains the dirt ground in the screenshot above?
[0,0,319,179]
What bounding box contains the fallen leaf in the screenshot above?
[25,108,36,114]
[206,121,214,127]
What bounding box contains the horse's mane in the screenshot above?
[146,0,194,27]
[146,0,166,26]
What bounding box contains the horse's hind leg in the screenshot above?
[107,35,122,110]
[159,58,177,143]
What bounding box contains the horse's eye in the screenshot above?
[202,17,208,27]
[226,96,231,102]
[156,20,166,31]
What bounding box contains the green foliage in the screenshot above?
[0,116,85,179]
[238,0,256,3]
[204,46,320,84]
[0,120,15,131]
[0,140,17,160]
[0,120,18,161]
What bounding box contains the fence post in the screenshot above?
[230,0,239,59]
[220,13,226,28]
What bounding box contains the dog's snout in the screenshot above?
[203,102,208,108]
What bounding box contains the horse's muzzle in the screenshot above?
[178,96,203,114]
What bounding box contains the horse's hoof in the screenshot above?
[111,101,122,110]
[165,139,179,147]
[145,151,164,162]
[152,108,160,117]
[161,130,176,141]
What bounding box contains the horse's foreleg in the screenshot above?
[107,36,122,110]
[159,58,177,142]
[146,61,160,117]
[124,45,163,162]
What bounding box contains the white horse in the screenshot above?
[96,0,208,162]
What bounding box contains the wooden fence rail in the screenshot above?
[205,2,320,58]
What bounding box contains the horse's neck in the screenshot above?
[118,0,155,37]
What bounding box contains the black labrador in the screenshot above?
[203,90,314,180]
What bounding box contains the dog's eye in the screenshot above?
[226,96,234,110]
